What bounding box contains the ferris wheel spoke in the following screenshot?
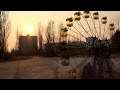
[91,15,99,37]
[73,58,87,71]
[81,15,94,36]
[98,19,102,38]
[103,24,107,39]
[73,56,92,71]
[73,57,78,66]
[79,21,92,37]
[106,30,111,39]
[68,34,79,41]
[76,21,91,37]
[68,60,80,79]
[112,57,120,66]
[76,56,94,71]
[103,27,109,39]
[71,57,78,66]
[83,17,96,37]
[67,28,85,38]
[72,26,86,39]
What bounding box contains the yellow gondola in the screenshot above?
[61,28,68,32]
[66,17,73,27]
[66,20,73,27]
[74,14,81,20]
[66,17,73,22]
[93,12,99,20]
[74,12,81,21]
[109,23,115,30]
[60,31,68,37]
[102,17,107,24]
[102,19,107,24]
[83,11,90,18]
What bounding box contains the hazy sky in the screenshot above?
[8,11,120,51]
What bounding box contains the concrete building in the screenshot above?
[19,35,38,55]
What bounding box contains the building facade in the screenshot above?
[19,35,38,55]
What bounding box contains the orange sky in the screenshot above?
[8,11,120,51]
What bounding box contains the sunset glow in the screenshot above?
[25,25,33,35]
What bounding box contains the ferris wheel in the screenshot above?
[57,11,120,79]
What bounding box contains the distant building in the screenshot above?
[19,35,38,55]
[67,41,86,48]
[85,37,98,48]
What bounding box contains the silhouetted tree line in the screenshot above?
[111,29,120,53]
[110,16,120,53]
[36,21,64,57]
[44,20,56,57]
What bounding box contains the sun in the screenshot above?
[25,25,33,34]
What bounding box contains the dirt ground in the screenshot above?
[0,56,120,79]
[0,56,87,79]
[0,56,56,79]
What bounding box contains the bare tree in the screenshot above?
[15,27,21,50]
[37,23,43,54]
[58,22,64,43]
[45,20,55,56]
[0,11,11,56]
[46,20,55,44]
